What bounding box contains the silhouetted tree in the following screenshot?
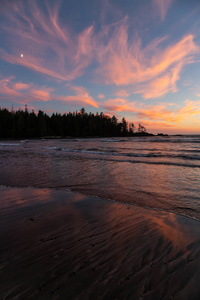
[0,107,151,138]
[121,117,128,135]
[129,123,135,134]
[138,123,146,133]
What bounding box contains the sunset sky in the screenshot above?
[1,0,200,134]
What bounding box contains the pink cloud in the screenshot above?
[114,89,130,97]
[175,100,200,121]
[0,1,94,81]
[102,98,134,112]
[102,98,173,121]
[58,85,99,108]
[136,104,174,121]
[2,77,83,111]
[0,75,98,108]
[137,120,175,128]
[103,111,122,120]
[153,0,174,21]
[98,93,105,99]
[102,97,200,126]
[95,17,199,98]
[0,76,24,98]
[136,62,182,99]
[0,75,54,103]
[14,82,29,90]
[30,88,54,102]
[1,0,199,102]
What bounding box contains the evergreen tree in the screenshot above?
[0,107,151,138]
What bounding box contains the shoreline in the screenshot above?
[1,184,200,223]
[1,186,200,299]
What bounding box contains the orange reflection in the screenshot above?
[147,211,193,249]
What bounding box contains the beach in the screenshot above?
[1,186,200,299]
[1,0,200,297]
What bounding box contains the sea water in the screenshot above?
[0,136,200,220]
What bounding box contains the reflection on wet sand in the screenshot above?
[147,212,194,249]
[1,187,200,299]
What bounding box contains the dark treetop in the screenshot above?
[0,107,152,138]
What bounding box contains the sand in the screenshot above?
[1,187,200,300]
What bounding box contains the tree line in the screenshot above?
[0,107,151,139]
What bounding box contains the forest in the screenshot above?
[0,107,152,138]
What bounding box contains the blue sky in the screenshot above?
[1,0,200,133]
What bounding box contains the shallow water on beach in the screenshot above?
[2,186,200,300]
[1,135,200,220]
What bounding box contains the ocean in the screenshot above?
[1,135,200,220]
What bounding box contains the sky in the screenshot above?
[1,0,200,134]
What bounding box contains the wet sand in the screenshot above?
[1,187,200,299]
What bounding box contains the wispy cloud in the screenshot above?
[102,98,173,120]
[114,89,130,97]
[0,1,94,81]
[138,120,176,129]
[102,98,134,112]
[136,104,174,122]
[102,97,200,126]
[96,17,199,98]
[29,87,54,102]
[58,85,99,108]
[0,75,54,105]
[0,75,98,108]
[0,76,25,98]
[98,93,105,99]
[153,0,174,21]
[1,1,199,102]
[175,100,200,122]
[136,62,182,99]
[14,82,30,91]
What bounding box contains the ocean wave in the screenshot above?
[178,154,200,160]
[131,137,200,143]
[115,147,200,153]
[20,140,30,143]
[0,143,20,146]
[85,157,200,168]
[41,146,200,161]
[41,146,62,151]
[100,139,127,142]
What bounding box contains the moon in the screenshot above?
[21,54,23,58]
